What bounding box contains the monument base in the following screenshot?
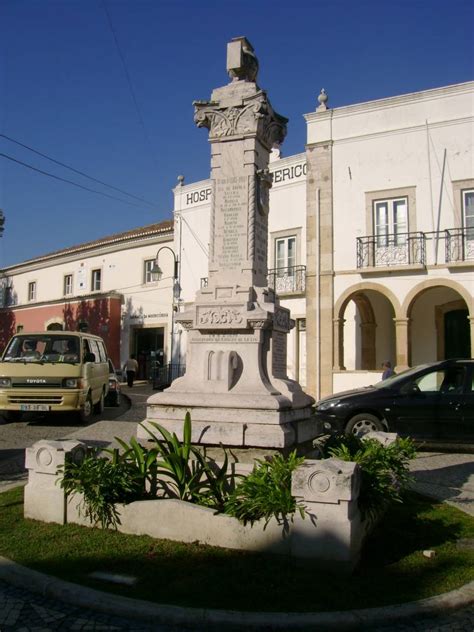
[137,401,319,449]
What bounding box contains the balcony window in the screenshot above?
[91,269,101,292]
[28,281,36,302]
[275,236,296,275]
[64,274,73,296]
[463,189,474,241]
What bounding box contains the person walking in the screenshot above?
[381,361,394,380]
[125,354,139,387]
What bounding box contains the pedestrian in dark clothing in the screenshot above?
[125,354,139,387]
[382,361,394,380]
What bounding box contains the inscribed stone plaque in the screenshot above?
[272,331,287,378]
[214,176,248,271]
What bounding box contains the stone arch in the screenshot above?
[402,278,473,318]
[334,283,400,371]
[335,282,402,320]
[402,279,473,362]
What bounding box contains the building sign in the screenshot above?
[128,312,168,322]
[183,187,212,207]
[271,162,307,185]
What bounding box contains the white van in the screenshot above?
[0,331,110,423]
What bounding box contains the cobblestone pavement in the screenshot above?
[1,384,473,630]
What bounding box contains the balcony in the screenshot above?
[357,232,426,269]
[199,265,306,295]
[268,265,306,295]
[357,229,474,270]
[445,227,474,263]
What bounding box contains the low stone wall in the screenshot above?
[23,436,396,572]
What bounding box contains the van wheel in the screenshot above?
[345,413,383,437]
[79,394,93,423]
[94,390,105,415]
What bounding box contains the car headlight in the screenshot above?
[0,377,11,387]
[63,378,79,388]
[316,399,341,412]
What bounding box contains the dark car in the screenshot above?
[314,359,474,442]
[105,359,121,407]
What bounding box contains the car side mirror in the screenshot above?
[84,352,96,363]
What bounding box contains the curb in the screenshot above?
[0,556,473,630]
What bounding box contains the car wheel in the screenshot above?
[94,390,105,415]
[79,394,93,423]
[2,411,22,422]
[345,413,383,437]
[114,392,121,407]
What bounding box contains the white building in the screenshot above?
[1,81,472,397]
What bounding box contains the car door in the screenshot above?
[388,370,440,439]
[389,367,463,440]
[437,364,474,442]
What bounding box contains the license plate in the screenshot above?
[20,404,50,412]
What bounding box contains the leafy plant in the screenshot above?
[140,413,208,502]
[224,451,305,527]
[58,449,140,529]
[192,447,233,511]
[111,436,160,498]
[322,434,416,524]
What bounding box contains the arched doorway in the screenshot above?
[407,287,471,364]
[46,322,63,331]
[444,309,470,358]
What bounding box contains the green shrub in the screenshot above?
[224,451,305,527]
[58,449,140,529]
[112,436,160,498]
[322,434,416,524]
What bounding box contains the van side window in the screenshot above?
[83,339,92,362]
[88,339,101,363]
[99,341,108,363]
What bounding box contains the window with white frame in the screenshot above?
[374,197,408,246]
[28,281,36,302]
[63,274,73,296]
[91,269,101,292]
[463,189,474,240]
[275,235,296,276]
[144,259,156,284]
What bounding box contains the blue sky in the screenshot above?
[0,0,473,267]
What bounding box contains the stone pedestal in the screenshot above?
[24,440,86,524]
[139,38,315,449]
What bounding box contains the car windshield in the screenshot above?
[2,335,80,364]
[372,364,434,389]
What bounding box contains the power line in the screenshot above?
[101,0,159,169]
[0,133,159,209]
[0,151,153,210]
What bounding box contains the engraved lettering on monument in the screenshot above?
[215,176,248,270]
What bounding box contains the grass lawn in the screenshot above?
[0,486,473,612]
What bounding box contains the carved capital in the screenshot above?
[194,92,287,147]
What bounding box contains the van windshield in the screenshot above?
[2,335,80,364]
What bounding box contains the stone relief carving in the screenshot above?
[198,307,244,326]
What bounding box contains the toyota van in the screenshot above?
[0,331,110,423]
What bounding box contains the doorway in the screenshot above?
[444,309,470,359]
[134,328,165,380]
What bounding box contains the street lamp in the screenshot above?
[151,246,180,369]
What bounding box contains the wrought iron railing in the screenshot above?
[152,363,186,390]
[268,265,306,294]
[357,232,426,268]
[445,227,474,263]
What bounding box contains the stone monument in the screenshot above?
[139,37,316,450]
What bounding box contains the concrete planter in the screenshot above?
[23,435,397,572]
